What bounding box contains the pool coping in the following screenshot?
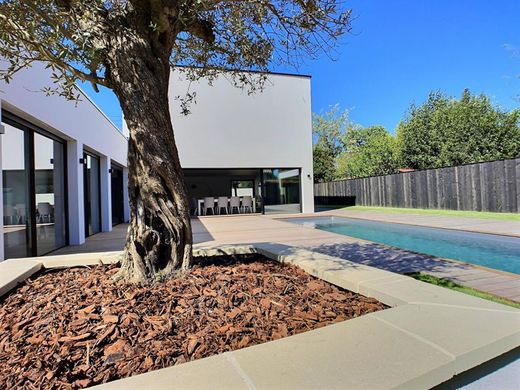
[1,245,519,389]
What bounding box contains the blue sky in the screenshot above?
[82,0,520,133]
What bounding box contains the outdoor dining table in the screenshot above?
[197,197,256,216]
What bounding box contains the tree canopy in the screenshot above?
[312,105,347,182]
[0,0,352,100]
[312,89,520,182]
[397,89,520,169]
[337,125,398,179]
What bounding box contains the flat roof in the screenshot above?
[173,64,311,79]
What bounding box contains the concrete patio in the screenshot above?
[50,210,520,302]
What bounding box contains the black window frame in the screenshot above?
[83,150,102,237]
[1,110,69,257]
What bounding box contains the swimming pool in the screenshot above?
[282,216,520,274]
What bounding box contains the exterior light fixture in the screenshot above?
[79,158,86,164]
[109,168,113,173]
[0,123,5,134]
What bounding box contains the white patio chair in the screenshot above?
[203,197,215,215]
[217,196,229,214]
[15,204,26,224]
[230,196,241,214]
[242,196,253,214]
[4,205,16,225]
[37,202,52,223]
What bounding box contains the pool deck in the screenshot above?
[327,208,520,237]
[49,210,520,302]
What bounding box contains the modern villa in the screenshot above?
[1,65,314,260]
[154,68,313,215]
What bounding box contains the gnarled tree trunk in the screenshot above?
[109,44,193,285]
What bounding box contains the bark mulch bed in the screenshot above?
[0,254,386,389]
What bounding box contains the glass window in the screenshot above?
[262,168,301,214]
[34,133,66,255]
[111,165,124,225]
[1,123,30,258]
[1,116,68,259]
[231,180,254,197]
[84,153,101,236]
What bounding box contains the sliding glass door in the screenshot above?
[2,114,68,259]
[1,122,31,258]
[262,168,301,214]
[34,133,67,255]
[84,152,101,236]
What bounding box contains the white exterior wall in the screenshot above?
[168,70,314,213]
[0,63,129,259]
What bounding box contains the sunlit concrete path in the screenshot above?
[49,211,520,302]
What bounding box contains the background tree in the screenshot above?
[312,105,348,182]
[394,92,446,170]
[337,125,398,178]
[397,89,520,169]
[0,1,352,284]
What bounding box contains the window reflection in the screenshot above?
[84,153,101,236]
[34,133,66,255]
[1,118,67,259]
[1,123,29,258]
[263,168,301,214]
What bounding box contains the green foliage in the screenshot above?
[397,90,520,169]
[312,107,399,181]
[337,125,399,179]
[0,0,353,101]
[407,272,520,309]
[313,89,518,182]
[312,105,349,182]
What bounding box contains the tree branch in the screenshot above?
[0,13,110,89]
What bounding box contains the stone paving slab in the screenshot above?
[0,259,41,297]
[229,314,455,390]
[39,252,121,268]
[92,351,248,390]
[370,303,519,364]
[359,277,519,311]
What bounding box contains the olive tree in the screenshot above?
[0,0,351,284]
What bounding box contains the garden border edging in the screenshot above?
[0,245,518,389]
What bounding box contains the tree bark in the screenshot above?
[108,45,193,285]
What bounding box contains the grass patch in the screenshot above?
[407,272,520,309]
[341,206,520,222]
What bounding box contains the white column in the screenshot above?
[0,112,4,261]
[302,166,315,213]
[100,155,112,231]
[67,140,85,245]
[123,167,130,222]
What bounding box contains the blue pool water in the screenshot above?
[282,216,520,274]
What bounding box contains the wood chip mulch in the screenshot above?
[0,254,386,389]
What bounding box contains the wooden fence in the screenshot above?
[314,157,520,213]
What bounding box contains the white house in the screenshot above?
[2,66,314,260]
[167,69,314,215]
[0,63,129,261]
